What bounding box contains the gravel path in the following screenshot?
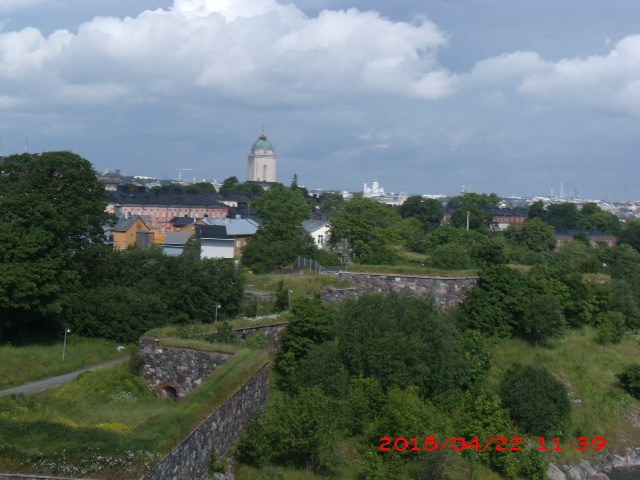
[0,356,130,397]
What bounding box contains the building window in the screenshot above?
[318,235,324,245]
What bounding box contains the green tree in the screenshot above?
[275,297,335,387]
[450,204,491,230]
[517,293,566,346]
[617,364,640,399]
[455,390,520,477]
[329,197,404,263]
[595,311,626,344]
[288,342,349,397]
[547,203,580,229]
[0,152,110,336]
[398,196,444,233]
[237,387,338,472]
[219,175,264,194]
[447,192,500,209]
[505,218,556,252]
[256,184,310,228]
[578,210,621,235]
[528,200,548,221]
[242,185,315,272]
[67,286,169,342]
[273,280,290,312]
[431,243,473,270]
[620,220,640,252]
[319,191,345,212]
[461,265,536,338]
[336,294,470,398]
[500,364,571,437]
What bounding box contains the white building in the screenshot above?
[247,132,277,183]
[303,220,331,248]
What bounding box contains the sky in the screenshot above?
[1,0,639,200]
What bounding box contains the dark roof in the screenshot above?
[163,232,193,246]
[555,229,614,237]
[195,225,229,239]
[105,215,148,232]
[106,191,229,208]
[170,216,202,227]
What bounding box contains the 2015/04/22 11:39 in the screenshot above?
[378,436,607,452]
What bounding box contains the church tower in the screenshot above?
[247,131,277,183]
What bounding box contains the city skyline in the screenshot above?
[1,0,638,200]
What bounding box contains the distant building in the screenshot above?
[103,214,154,250]
[202,218,259,254]
[303,219,331,248]
[105,190,228,231]
[363,180,408,206]
[195,225,235,259]
[247,131,277,183]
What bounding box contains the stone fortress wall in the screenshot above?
[139,336,232,398]
[141,363,270,480]
[321,272,479,310]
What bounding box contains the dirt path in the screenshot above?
[0,356,130,397]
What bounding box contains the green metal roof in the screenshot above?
[251,133,274,151]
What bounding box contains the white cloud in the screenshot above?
[519,35,640,115]
[466,35,640,116]
[0,0,453,109]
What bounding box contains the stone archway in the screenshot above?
[157,381,180,399]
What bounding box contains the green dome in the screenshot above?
[251,133,274,151]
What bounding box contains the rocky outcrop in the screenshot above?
[548,448,640,479]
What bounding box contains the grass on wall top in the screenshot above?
[0,347,269,478]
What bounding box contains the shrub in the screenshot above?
[431,243,473,270]
[595,311,626,344]
[500,364,571,437]
[617,364,640,399]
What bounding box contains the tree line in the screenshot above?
[0,152,242,342]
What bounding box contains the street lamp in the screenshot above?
[288,289,293,310]
[62,328,71,361]
[215,304,221,323]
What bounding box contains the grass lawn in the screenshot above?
[349,263,478,277]
[488,327,640,464]
[0,336,132,389]
[244,272,346,296]
[0,347,269,478]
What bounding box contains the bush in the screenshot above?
[517,293,567,346]
[431,243,473,270]
[617,364,640,399]
[500,364,571,437]
[595,311,626,344]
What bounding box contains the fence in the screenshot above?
[293,257,346,275]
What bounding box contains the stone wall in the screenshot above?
[321,272,478,310]
[0,475,86,480]
[234,322,288,350]
[139,337,232,398]
[142,363,270,480]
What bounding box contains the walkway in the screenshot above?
[0,356,130,397]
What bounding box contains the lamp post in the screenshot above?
[215,304,221,323]
[288,289,293,310]
[62,328,71,361]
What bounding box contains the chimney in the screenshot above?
[114,204,122,216]
[125,211,130,219]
